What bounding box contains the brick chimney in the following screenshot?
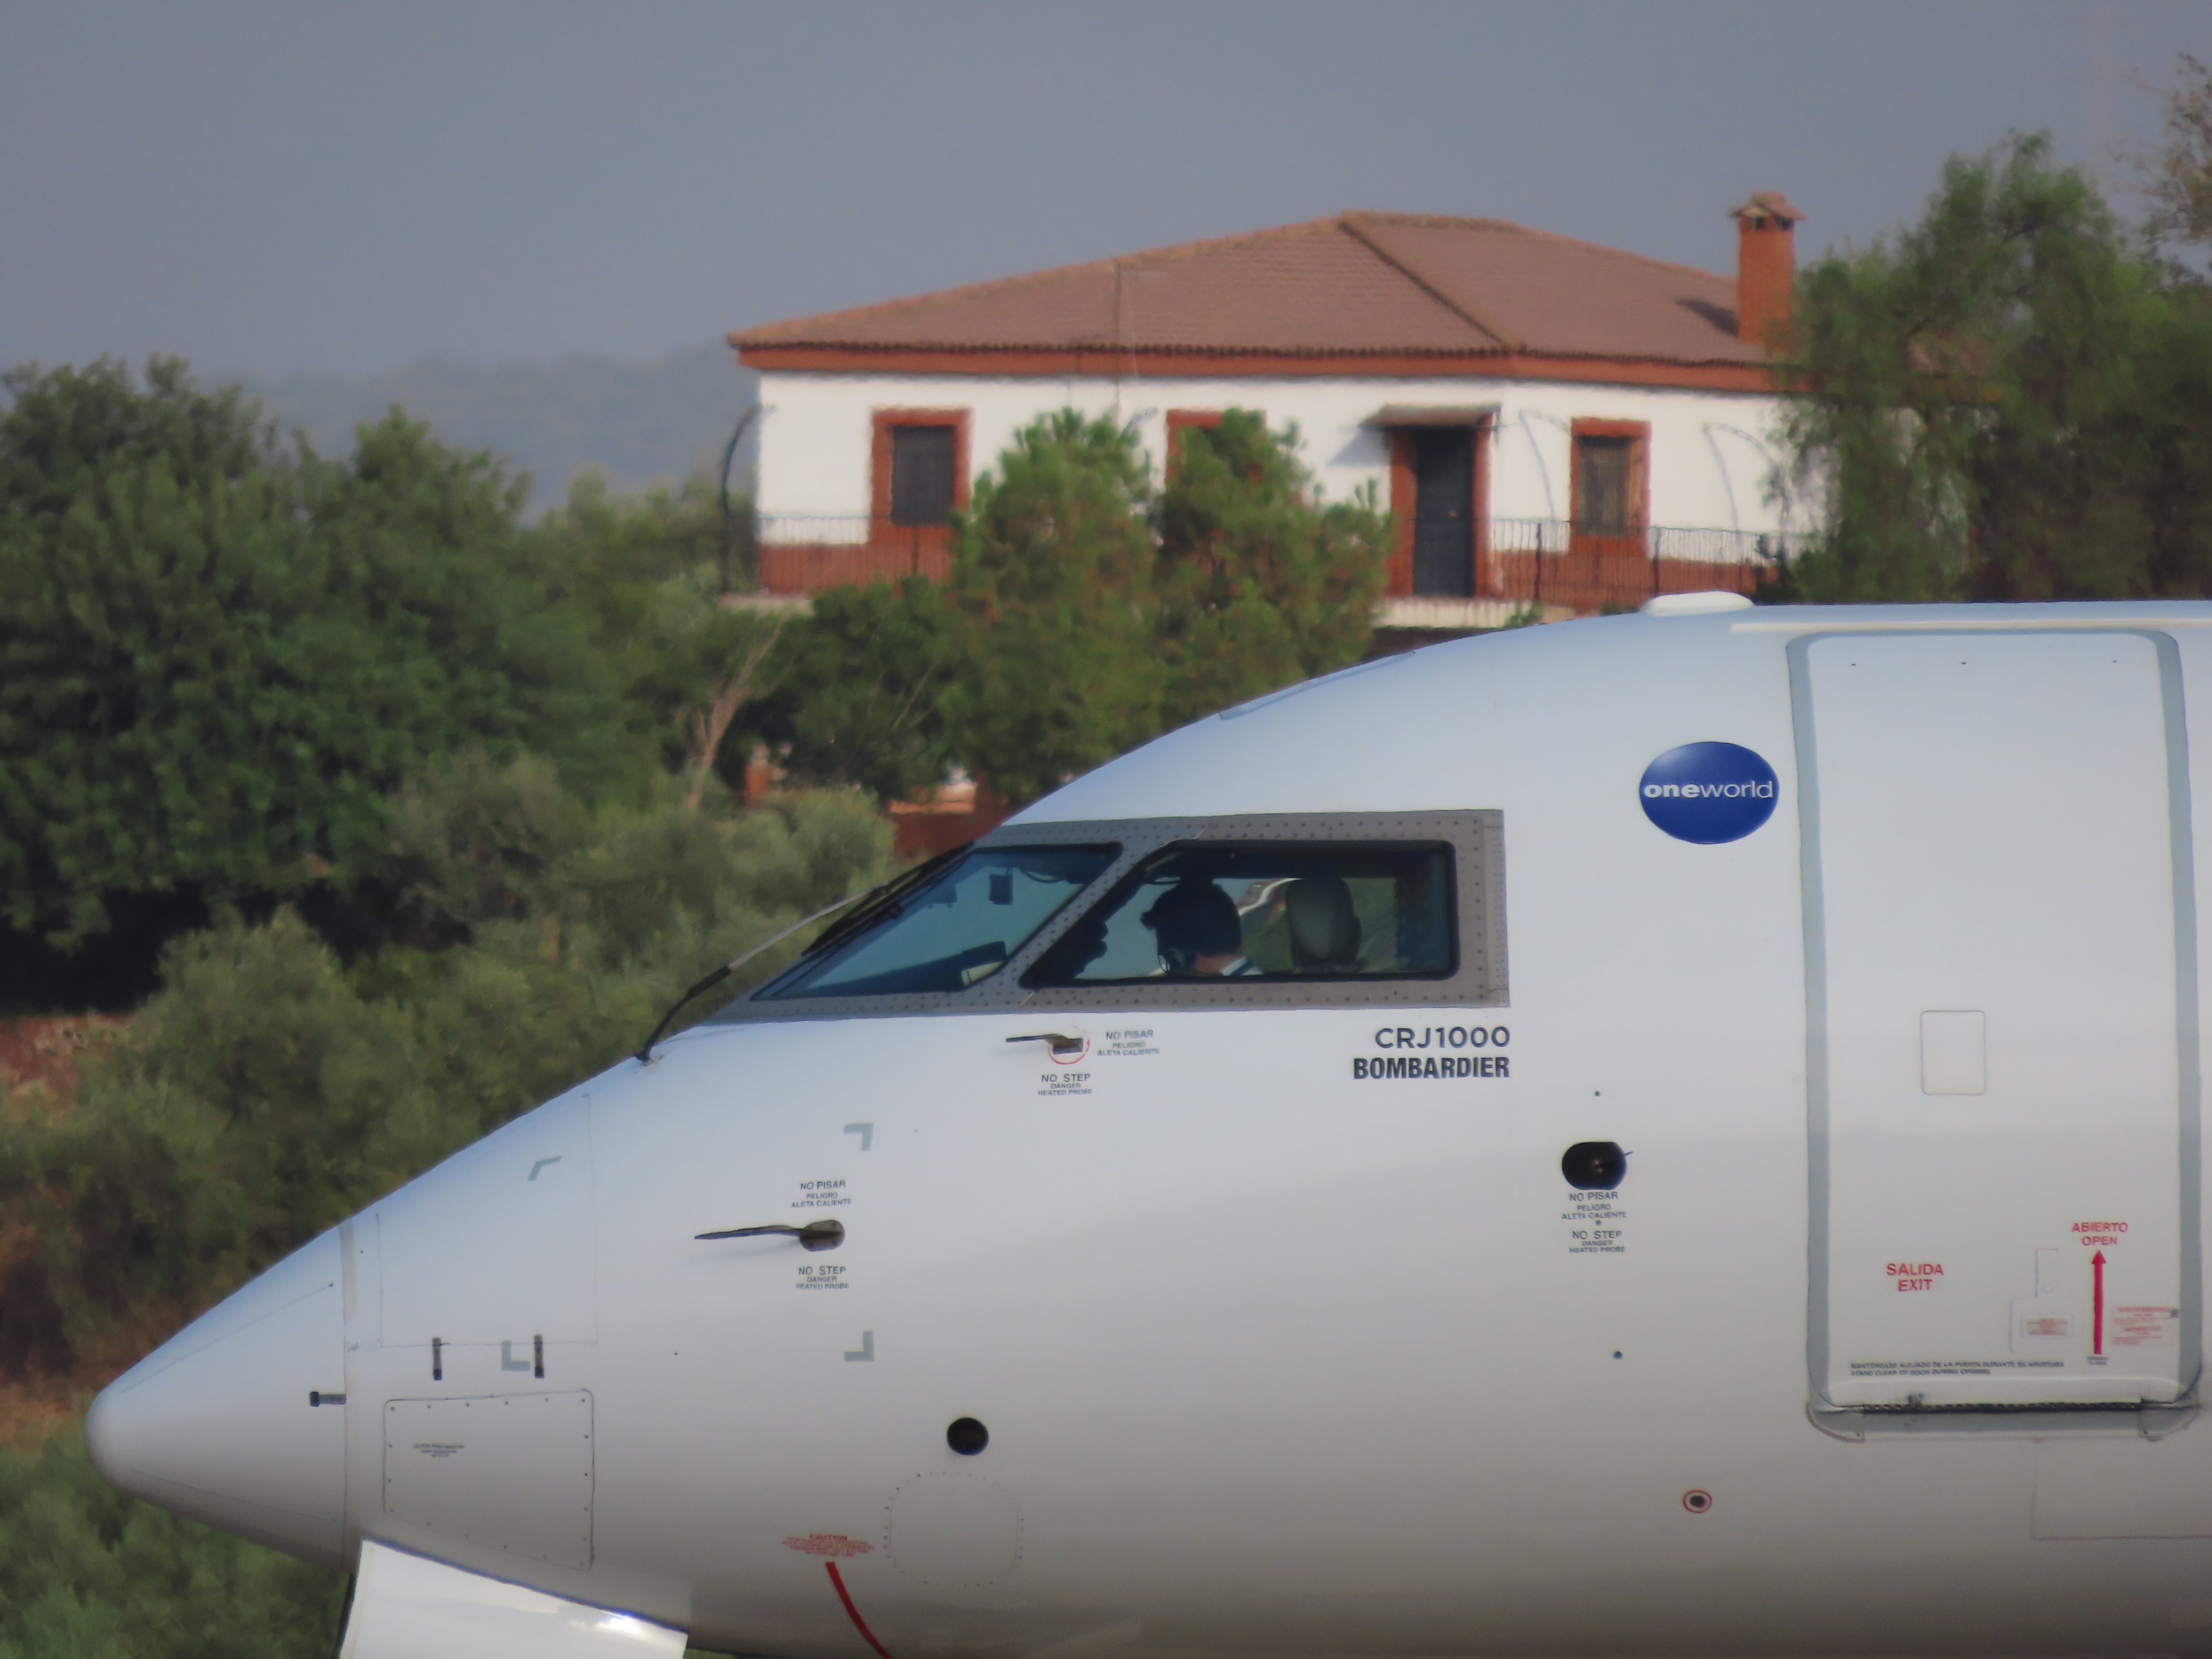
[1730,192,1804,352]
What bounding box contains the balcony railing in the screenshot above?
[1478,518,1813,615]
[755,513,1815,615]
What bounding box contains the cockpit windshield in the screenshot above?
[753,845,1118,1000]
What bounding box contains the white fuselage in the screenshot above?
[90,603,2212,1657]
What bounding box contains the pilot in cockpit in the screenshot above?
[1141,879,1258,977]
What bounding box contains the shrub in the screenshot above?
[0,1432,345,1659]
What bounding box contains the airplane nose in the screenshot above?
[86,1228,347,1566]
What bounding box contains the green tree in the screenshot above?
[1153,410,1388,727]
[746,577,957,804]
[527,466,732,673]
[527,468,780,803]
[945,412,1160,806]
[0,355,263,519]
[0,1432,344,1659]
[0,360,637,950]
[1777,135,2212,602]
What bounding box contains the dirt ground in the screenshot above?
[0,1014,129,1114]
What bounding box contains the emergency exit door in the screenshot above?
[1794,631,2199,1409]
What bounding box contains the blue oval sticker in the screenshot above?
[1639,742,1778,844]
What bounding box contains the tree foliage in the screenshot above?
[1777,135,2212,602]
[0,360,637,949]
[944,409,1390,804]
[526,469,783,802]
[0,1431,344,1659]
[745,578,957,804]
[945,412,1162,806]
[2139,53,2212,261]
[1153,410,1390,729]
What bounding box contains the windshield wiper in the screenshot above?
[632,841,975,1065]
[799,840,972,963]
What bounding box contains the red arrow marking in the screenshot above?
[2092,1249,2107,1356]
[825,1559,896,1659]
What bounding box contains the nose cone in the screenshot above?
[86,1228,347,1566]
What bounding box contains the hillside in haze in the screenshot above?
[248,343,758,513]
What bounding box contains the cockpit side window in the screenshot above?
[709,810,1504,1021]
[755,845,1118,1000]
[1024,842,1455,987]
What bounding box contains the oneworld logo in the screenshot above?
[1638,742,1778,844]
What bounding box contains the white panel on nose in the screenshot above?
[378,1090,596,1346]
[338,1539,683,1659]
[85,1229,346,1563]
[382,1390,595,1569]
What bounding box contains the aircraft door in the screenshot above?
[1795,630,2200,1409]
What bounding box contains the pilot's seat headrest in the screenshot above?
[1285,876,1362,972]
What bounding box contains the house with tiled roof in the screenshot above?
[731,196,1808,625]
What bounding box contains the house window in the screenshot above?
[890,426,956,526]
[1574,438,1632,535]
[1570,420,1649,545]
[870,409,970,526]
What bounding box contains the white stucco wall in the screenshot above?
[753,369,1801,537]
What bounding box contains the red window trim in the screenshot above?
[1162,409,1228,480]
[870,408,972,522]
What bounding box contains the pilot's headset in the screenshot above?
[1141,879,1242,974]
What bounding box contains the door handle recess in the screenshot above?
[696,1219,845,1251]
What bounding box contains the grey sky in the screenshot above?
[1,1,2202,381]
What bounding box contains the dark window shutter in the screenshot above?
[1574,436,1633,537]
[889,426,957,526]
[1409,428,1475,598]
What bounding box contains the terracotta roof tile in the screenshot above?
[734,212,1764,368]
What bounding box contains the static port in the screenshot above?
[1682,1489,1713,1514]
[947,1417,989,1456]
[1563,1141,1627,1190]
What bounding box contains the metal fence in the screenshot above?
[754,513,1816,613]
[1483,519,1813,614]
